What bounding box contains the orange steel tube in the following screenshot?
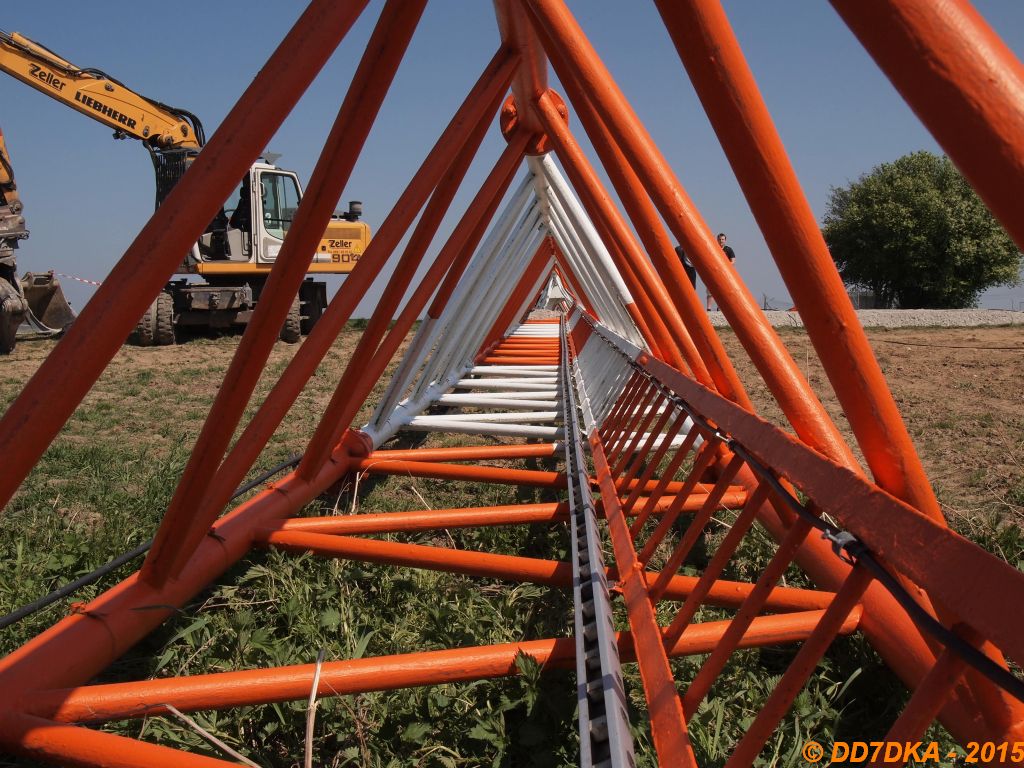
[0,449,352,698]
[494,0,549,137]
[637,442,719,564]
[830,0,1024,252]
[26,609,861,724]
[0,713,238,768]
[649,453,746,602]
[269,503,569,535]
[258,529,832,612]
[534,93,689,372]
[268,493,744,534]
[353,457,565,487]
[876,646,971,761]
[523,0,861,473]
[299,116,525,481]
[663,482,771,646]
[620,491,749,517]
[544,48,749,405]
[605,247,671,365]
[627,455,695,532]
[480,242,557,352]
[261,529,571,586]
[724,568,873,768]
[143,0,425,586]
[368,444,559,462]
[0,0,370,512]
[297,114,527,479]
[655,0,944,523]
[683,518,816,715]
[171,48,519,534]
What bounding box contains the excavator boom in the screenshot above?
[1,27,369,349]
[0,29,202,151]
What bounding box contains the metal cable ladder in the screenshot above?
[561,317,636,767]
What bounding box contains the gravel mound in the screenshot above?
[707,308,1024,329]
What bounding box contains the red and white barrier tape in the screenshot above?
[55,272,102,287]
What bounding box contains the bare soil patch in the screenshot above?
[716,325,1024,525]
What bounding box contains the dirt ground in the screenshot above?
[717,325,1024,526]
[2,324,1022,526]
[0,326,406,491]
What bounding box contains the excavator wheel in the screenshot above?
[128,297,157,346]
[129,292,174,347]
[280,294,301,344]
[154,292,175,346]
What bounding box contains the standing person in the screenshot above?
[707,232,736,310]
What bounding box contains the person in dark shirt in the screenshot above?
[708,232,736,310]
[675,245,697,288]
[718,232,736,263]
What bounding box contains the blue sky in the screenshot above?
[2,1,1023,315]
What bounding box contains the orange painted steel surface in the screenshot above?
[26,608,861,725]
[2,1,1024,765]
[144,0,426,587]
[555,68,746,405]
[0,0,371,511]
[297,134,530,479]
[160,47,521,554]
[654,0,944,522]
[524,0,861,472]
[831,0,1024,252]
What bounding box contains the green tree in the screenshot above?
[822,151,1021,308]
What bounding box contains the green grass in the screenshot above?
[1,326,1020,766]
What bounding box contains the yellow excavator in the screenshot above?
[0,28,370,351]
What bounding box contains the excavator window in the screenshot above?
[228,177,251,233]
[260,172,300,241]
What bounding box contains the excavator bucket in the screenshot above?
[17,271,76,338]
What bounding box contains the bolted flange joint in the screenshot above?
[500,91,568,156]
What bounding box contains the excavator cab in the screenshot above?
[194,164,300,266]
[255,167,301,263]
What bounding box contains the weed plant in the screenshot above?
[0,328,1018,766]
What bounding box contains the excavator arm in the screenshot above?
[0,124,77,355]
[0,124,27,258]
[1,125,29,352]
[0,29,203,151]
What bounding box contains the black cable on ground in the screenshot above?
[580,316,1024,702]
[0,453,303,632]
[677,394,1024,705]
